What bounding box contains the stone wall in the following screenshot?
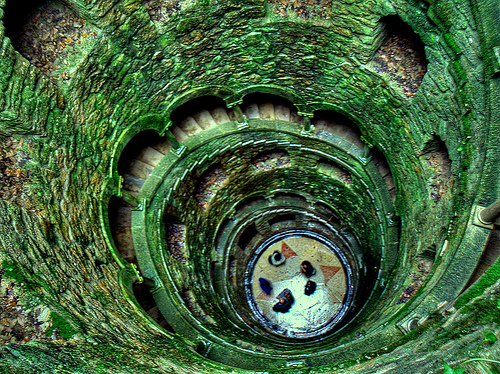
[0,0,499,372]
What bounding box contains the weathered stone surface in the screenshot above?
[0,0,498,372]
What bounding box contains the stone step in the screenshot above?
[137,146,164,167]
[388,189,397,202]
[313,119,331,131]
[343,129,365,149]
[112,226,136,262]
[171,126,188,143]
[321,123,364,149]
[210,107,231,124]
[255,219,272,235]
[376,162,391,178]
[122,174,144,197]
[384,174,396,191]
[194,109,217,129]
[151,139,172,155]
[179,116,203,136]
[228,108,237,122]
[259,102,275,119]
[290,110,303,124]
[128,159,153,180]
[275,104,291,121]
[245,103,260,119]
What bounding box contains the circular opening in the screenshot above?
[111,97,399,368]
[244,230,354,339]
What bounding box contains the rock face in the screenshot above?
[0,0,499,373]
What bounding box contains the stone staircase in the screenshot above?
[122,137,172,198]
[241,100,303,124]
[109,100,303,278]
[121,101,302,199]
[108,99,398,325]
[111,102,397,270]
[313,117,396,201]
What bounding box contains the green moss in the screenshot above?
[45,312,77,340]
[460,297,499,319]
[443,33,462,55]
[2,260,78,340]
[0,0,496,370]
[425,298,500,352]
[455,257,500,309]
[2,259,30,289]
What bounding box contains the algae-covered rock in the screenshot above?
[0,0,499,372]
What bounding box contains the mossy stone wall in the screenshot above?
[0,0,499,372]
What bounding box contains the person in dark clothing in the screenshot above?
[273,289,294,313]
[304,280,317,295]
[259,278,272,294]
[300,260,316,278]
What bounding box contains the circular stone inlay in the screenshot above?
[245,232,352,339]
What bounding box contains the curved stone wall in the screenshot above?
[0,0,499,372]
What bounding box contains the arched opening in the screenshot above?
[374,15,428,97]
